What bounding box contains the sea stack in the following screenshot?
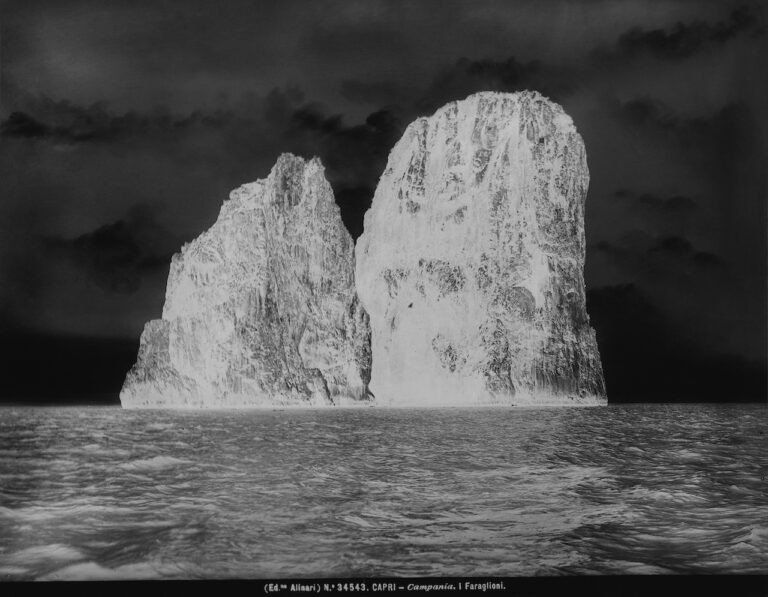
[355,91,606,406]
[120,154,371,408]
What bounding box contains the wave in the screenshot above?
[38,560,175,581]
[118,456,191,471]
[5,544,84,565]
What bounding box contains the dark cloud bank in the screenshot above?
[0,1,765,404]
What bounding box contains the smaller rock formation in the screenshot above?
[120,154,372,408]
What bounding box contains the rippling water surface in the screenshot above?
[0,404,766,580]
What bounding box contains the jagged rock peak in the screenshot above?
[355,91,606,406]
[226,153,330,209]
[121,153,372,408]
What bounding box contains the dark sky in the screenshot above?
[1,0,766,403]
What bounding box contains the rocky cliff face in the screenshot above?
[120,154,372,408]
[355,91,606,405]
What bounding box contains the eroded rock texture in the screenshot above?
[121,154,371,408]
[355,91,606,405]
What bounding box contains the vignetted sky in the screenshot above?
[1,0,765,402]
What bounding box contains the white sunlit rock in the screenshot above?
[355,91,606,406]
[120,154,372,408]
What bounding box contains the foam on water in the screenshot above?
[0,403,766,579]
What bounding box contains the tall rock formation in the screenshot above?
[120,154,371,408]
[355,91,606,406]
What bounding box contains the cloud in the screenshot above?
[0,95,240,145]
[339,79,407,106]
[0,112,50,138]
[617,97,677,128]
[614,189,697,213]
[0,88,406,246]
[612,97,758,196]
[650,236,722,266]
[594,232,722,271]
[615,96,751,135]
[650,235,694,255]
[45,204,182,294]
[0,108,128,143]
[1,86,403,204]
[592,5,765,64]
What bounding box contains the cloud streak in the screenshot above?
[592,5,765,63]
[594,233,722,272]
[613,189,697,213]
[45,204,182,294]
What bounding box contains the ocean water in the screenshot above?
[0,403,766,580]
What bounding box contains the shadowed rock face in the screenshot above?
[355,91,606,406]
[120,154,371,408]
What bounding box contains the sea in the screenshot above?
[0,403,766,580]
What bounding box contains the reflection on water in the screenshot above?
[0,404,765,579]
